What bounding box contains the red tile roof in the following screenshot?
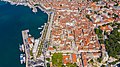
[28,38,32,44]
[48,47,54,50]
[63,55,70,64]
[72,54,77,63]
[100,25,112,31]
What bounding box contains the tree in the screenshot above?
[113,13,119,18]
[114,3,118,6]
[96,23,120,58]
[94,28,102,34]
[53,46,56,49]
[66,63,77,67]
[47,63,50,67]
[52,53,63,67]
[105,25,120,58]
[46,58,50,61]
[97,58,102,63]
[86,15,92,21]
[99,40,104,44]
[104,5,108,8]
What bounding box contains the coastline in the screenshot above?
[0,1,48,67]
[1,0,120,67]
[0,0,53,67]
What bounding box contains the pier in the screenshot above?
[22,30,29,67]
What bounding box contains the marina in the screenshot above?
[20,29,45,67]
[0,1,48,67]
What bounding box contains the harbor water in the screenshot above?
[0,1,48,67]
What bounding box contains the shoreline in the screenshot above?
[1,0,120,67]
[1,0,47,13]
[1,0,53,67]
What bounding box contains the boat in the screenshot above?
[19,44,22,51]
[22,44,24,52]
[19,44,24,52]
[40,32,42,34]
[28,34,31,37]
[23,54,26,63]
[41,25,44,28]
[32,7,37,13]
[38,27,42,30]
[20,54,24,64]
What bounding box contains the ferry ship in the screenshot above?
[20,54,24,64]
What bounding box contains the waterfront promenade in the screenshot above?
[45,12,54,41]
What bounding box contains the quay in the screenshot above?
[22,30,29,67]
